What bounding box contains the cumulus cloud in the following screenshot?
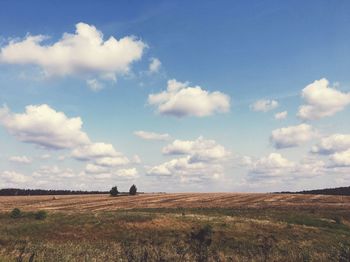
[246,153,330,182]
[274,111,288,120]
[148,57,161,73]
[249,153,295,178]
[330,150,350,167]
[162,136,230,163]
[89,168,138,180]
[148,79,230,117]
[312,134,350,155]
[0,104,133,183]
[75,143,131,180]
[72,142,121,160]
[33,165,76,178]
[134,130,170,141]
[9,155,32,164]
[147,137,230,182]
[0,22,146,88]
[147,162,173,176]
[250,99,278,112]
[94,156,129,167]
[72,142,129,169]
[0,104,90,150]
[84,163,108,174]
[85,163,137,179]
[116,168,138,178]
[298,78,350,120]
[147,156,223,181]
[293,157,327,177]
[1,170,30,184]
[271,124,316,149]
[311,134,350,167]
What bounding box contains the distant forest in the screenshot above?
[0,188,108,196]
[1,186,350,196]
[280,186,350,196]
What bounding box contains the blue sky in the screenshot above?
[0,0,350,192]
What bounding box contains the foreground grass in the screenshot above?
[0,208,349,261]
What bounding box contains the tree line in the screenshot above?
[279,186,350,196]
[0,185,139,196]
[0,188,108,196]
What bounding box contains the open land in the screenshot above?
[0,193,349,261]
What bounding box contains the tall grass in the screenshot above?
[0,208,349,261]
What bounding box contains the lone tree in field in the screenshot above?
[129,184,137,195]
[110,186,119,197]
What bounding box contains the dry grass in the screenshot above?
[0,193,349,212]
[0,193,350,261]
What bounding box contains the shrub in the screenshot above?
[110,186,119,197]
[35,210,48,220]
[129,184,137,195]
[10,208,22,218]
[189,225,213,262]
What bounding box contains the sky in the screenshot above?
[0,0,350,192]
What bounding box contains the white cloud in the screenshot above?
[72,142,129,168]
[147,137,230,182]
[0,104,90,150]
[88,167,138,180]
[116,168,138,178]
[33,165,76,178]
[9,155,32,164]
[271,124,316,149]
[246,153,328,183]
[1,170,31,184]
[0,104,132,182]
[245,152,350,183]
[311,133,350,167]
[330,150,350,167]
[147,162,173,176]
[312,134,350,155]
[85,163,138,179]
[274,111,288,120]
[294,157,326,177]
[72,142,120,160]
[85,163,109,174]
[0,22,146,87]
[148,79,230,117]
[298,78,350,120]
[249,153,295,177]
[134,130,170,141]
[93,173,112,179]
[162,136,230,163]
[148,57,161,73]
[86,78,103,91]
[250,99,278,112]
[147,156,221,180]
[94,156,129,167]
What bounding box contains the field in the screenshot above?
[0,193,350,261]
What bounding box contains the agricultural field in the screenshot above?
[0,193,350,261]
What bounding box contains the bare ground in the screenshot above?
[1,193,349,212]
